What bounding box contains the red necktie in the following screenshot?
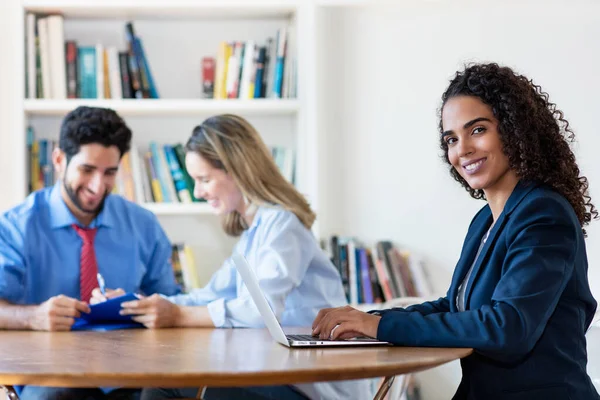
[72,224,98,303]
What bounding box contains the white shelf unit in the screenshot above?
[24,99,300,117]
[11,0,319,285]
[16,0,318,218]
[21,0,298,19]
[141,202,213,216]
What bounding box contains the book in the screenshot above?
[124,21,143,98]
[95,43,105,99]
[145,151,164,203]
[272,27,287,98]
[107,46,123,99]
[134,36,159,98]
[164,144,192,203]
[214,41,231,99]
[36,17,51,99]
[253,46,266,98]
[239,40,256,99]
[173,143,198,202]
[77,46,97,98]
[118,51,133,99]
[65,41,78,98]
[201,57,215,98]
[149,142,173,202]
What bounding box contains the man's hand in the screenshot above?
[29,295,91,331]
[90,288,125,305]
[311,305,382,340]
[120,294,181,329]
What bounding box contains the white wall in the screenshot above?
[1,1,600,398]
[0,0,23,210]
[317,1,600,398]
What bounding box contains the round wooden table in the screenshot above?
[0,328,472,399]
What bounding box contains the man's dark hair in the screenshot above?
[59,106,132,161]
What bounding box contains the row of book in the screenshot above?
[325,236,433,305]
[25,14,157,99]
[27,128,55,193]
[206,26,295,99]
[27,128,295,203]
[171,243,199,293]
[115,143,293,204]
[117,142,196,204]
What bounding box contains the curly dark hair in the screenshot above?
[59,106,132,162]
[439,63,597,231]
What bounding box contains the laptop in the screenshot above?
[231,252,390,347]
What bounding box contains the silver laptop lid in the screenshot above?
[231,252,291,347]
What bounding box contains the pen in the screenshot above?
[97,273,106,296]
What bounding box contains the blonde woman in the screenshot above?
[93,115,371,400]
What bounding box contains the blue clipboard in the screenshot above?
[72,293,144,331]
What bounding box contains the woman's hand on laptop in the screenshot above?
[311,305,382,340]
[119,294,182,329]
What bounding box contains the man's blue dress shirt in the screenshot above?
[0,182,180,305]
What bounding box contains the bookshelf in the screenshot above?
[21,0,298,19]
[10,0,319,285]
[24,99,301,117]
[17,0,317,199]
[141,202,213,216]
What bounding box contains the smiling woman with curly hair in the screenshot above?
[439,63,597,233]
[312,63,599,400]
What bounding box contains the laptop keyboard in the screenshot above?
[287,334,324,341]
[287,334,374,342]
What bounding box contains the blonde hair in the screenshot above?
[186,114,316,237]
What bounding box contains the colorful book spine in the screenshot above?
[30,140,41,191]
[372,246,394,301]
[145,151,163,203]
[26,13,36,99]
[77,46,97,98]
[149,142,172,202]
[164,145,191,203]
[201,57,215,99]
[26,127,34,193]
[264,38,276,98]
[118,52,133,99]
[253,47,266,98]
[171,244,185,291]
[359,248,374,304]
[238,40,255,99]
[65,41,78,98]
[36,17,51,99]
[95,44,105,99]
[272,28,287,98]
[47,15,67,99]
[128,146,146,203]
[124,22,143,99]
[134,37,159,98]
[173,144,198,202]
[120,152,136,202]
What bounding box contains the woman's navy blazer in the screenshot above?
[375,181,599,399]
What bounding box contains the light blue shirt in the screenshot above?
[0,182,180,305]
[168,206,373,400]
[168,205,347,327]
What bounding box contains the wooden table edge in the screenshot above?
[0,348,473,388]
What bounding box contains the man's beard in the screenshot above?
[63,176,108,215]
